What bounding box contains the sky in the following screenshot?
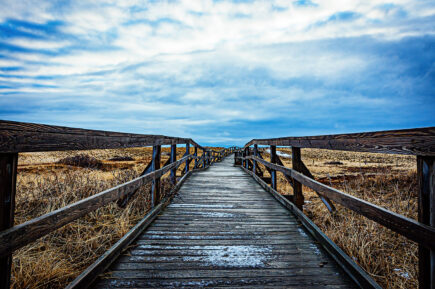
[0,0,434,146]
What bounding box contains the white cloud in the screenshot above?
[8,38,69,49]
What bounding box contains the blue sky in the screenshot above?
[0,0,434,146]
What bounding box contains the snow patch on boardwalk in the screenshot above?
[169,204,235,208]
[183,245,272,268]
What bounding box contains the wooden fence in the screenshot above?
[236,127,435,289]
[0,120,236,289]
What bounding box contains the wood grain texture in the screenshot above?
[0,153,17,289]
[247,155,435,250]
[151,145,161,207]
[0,155,192,258]
[91,156,360,289]
[417,156,435,289]
[0,120,206,153]
[291,147,303,209]
[245,127,435,156]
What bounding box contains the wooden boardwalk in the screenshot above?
[93,155,356,288]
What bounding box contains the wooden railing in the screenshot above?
[0,120,236,289]
[237,127,435,289]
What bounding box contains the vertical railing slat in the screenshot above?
[292,147,304,210]
[270,145,277,190]
[185,143,190,174]
[253,144,258,175]
[170,144,177,185]
[0,153,18,289]
[151,145,161,207]
[194,146,198,169]
[417,156,435,289]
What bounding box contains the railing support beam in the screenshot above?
[270,145,277,191]
[151,145,161,207]
[185,143,190,173]
[418,156,435,289]
[194,146,198,169]
[170,144,177,185]
[253,144,258,175]
[0,153,18,289]
[292,147,304,210]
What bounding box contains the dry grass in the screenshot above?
[263,148,418,289]
[12,146,205,289]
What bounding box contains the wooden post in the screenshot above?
[253,144,258,175]
[151,145,161,207]
[292,147,304,210]
[0,153,18,289]
[194,146,198,169]
[170,144,176,185]
[245,147,249,169]
[185,143,190,173]
[417,156,435,289]
[270,146,277,190]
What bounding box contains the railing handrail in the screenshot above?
[0,119,208,153]
[244,126,435,156]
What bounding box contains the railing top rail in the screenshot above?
[0,120,208,153]
[244,126,435,156]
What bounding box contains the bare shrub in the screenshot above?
[58,154,103,169]
[109,156,134,161]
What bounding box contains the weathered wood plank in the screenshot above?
[0,153,17,289]
[245,127,435,156]
[417,156,435,289]
[291,147,304,209]
[0,120,206,153]
[151,145,161,207]
[94,277,353,288]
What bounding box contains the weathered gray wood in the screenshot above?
[0,120,205,153]
[240,166,381,289]
[0,155,192,258]
[66,170,194,289]
[247,155,435,250]
[270,145,277,190]
[292,147,304,210]
[0,153,17,289]
[418,156,435,289]
[297,157,336,213]
[184,143,190,174]
[91,156,360,289]
[151,145,161,207]
[170,144,176,185]
[245,127,435,156]
[194,146,198,169]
